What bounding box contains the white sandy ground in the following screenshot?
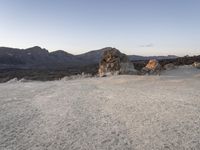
[0,66,200,150]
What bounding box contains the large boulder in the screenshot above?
[164,63,176,70]
[141,59,162,75]
[98,48,137,77]
[192,62,200,69]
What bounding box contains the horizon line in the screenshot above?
[0,45,198,57]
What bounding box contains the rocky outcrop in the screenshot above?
[98,48,137,77]
[141,59,162,75]
[133,55,200,71]
[192,62,200,69]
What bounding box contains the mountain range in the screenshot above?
[0,46,177,70]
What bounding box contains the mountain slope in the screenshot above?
[0,46,178,70]
[0,46,82,69]
[76,47,112,64]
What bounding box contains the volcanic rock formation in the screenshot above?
[141,59,162,75]
[98,48,137,77]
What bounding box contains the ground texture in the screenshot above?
[1,66,200,150]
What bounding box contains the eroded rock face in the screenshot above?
[141,59,162,75]
[98,48,137,77]
[192,62,200,69]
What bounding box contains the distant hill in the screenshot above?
[76,47,113,64]
[0,46,81,69]
[0,46,177,70]
[128,55,178,61]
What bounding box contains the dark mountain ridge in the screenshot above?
[0,46,178,70]
[0,46,200,83]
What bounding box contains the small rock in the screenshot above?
[192,62,200,69]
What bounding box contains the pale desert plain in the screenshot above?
[1,65,200,150]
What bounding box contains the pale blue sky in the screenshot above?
[0,0,200,56]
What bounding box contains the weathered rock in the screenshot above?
[98,48,137,77]
[120,62,137,75]
[192,62,200,69]
[141,59,162,75]
[164,63,176,70]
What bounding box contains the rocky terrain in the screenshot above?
[0,46,177,70]
[0,65,98,83]
[0,46,200,82]
[133,55,200,71]
[1,66,200,150]
[98,48,137,77]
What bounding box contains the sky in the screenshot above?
[0,0,200,56]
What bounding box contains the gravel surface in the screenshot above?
[1,66,200,150]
